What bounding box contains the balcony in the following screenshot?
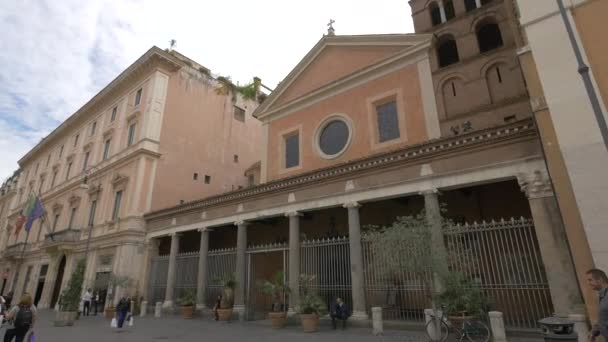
[2,242,29,260]
[42,228,82,252]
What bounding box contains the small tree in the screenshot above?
[217,273,236,309]
[297,274,327,316]
[260,271,291,312]
[59,259,86,312]
[105,273,133,308]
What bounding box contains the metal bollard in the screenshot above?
[372,307,383,336]
[489,311,507,342]
[140,301,148,317]
[567,314,588,342]
[154,302,162,318]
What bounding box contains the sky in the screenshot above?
[0,0,414,182]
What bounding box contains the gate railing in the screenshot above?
[300,236,352,312]
[205,248,236,307]
[148,255,169,304]
[443,218,553,329]
[175,252,199,300]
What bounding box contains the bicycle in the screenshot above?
[425,310,491,342]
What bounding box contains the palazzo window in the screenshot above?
[59,145,64,158]
[127,123,136,146]
[82,151,90,171]
[74,134,79,147]
[103,139,111,160]
[65,162,72,181]
[135,88,143,106]
[284,133,300,169]
[111,106,117,122]
[51,171,58,188]
[112,190,123,221]
[67,207,77,229]
[88,200,97,227]
[444,0,455,21]
[376,101,400,143]
[90,121,97,136]
[52,213,60,232]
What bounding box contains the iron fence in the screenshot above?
[205,248,236,308]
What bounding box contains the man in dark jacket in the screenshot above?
[330,297,351,330]
[116,296,131,329]
[587,269,608,341]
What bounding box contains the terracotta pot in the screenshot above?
[217,308,233,321]
[180,305,195,319]
[105,307,116,319]
[268,311,287,329]
[300,314,319,333]
[54,311,77,327]
[448,314,474,326]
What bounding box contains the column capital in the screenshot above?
[285,211,302,218]
[419,188,440,196]
[517,170,553,199]
[234,220,249,227]
[197,227,208,232]
[169,232,182,237]
[343,202,361,209]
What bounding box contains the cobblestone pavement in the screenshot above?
[15,310,542,342]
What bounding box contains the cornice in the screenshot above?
[145,118,537,220]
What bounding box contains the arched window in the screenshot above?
[444,0,455,21]
[464,0,477,12]
[477,21,503,53]
[437,36,460,67]
[429,2,442,26]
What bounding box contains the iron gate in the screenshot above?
[443,218,553,328]
[175,252,198,300]
[205,248,236,307]
[148,255,169,304]
[246,243,288,320]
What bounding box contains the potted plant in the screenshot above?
[437,272,488,324]
[55,259,86,327]
[297,274,327,333]
[260,271,291,328]
[216,273,236,321]
[177,290,197,319]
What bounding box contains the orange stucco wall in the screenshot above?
[266,63,428,181]
[276,45,405,106]
[572,0,608,110]
[151,70,263,211]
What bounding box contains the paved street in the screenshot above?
[17,310,542,342]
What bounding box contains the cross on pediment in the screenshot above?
[327,19,335,36]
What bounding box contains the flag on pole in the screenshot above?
[15,194,35,236]
[24,197,46,232]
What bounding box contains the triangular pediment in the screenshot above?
[254,34,433,119]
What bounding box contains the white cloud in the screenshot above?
[0,0,413,182]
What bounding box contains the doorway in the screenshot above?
[246,249,287,320]
[34,264,48,306]
[94,271,111,312]
[50,255,66,308]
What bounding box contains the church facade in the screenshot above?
[143,1,584,328]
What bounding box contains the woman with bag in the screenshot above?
[3,293,36,342]
[115,296,131,329]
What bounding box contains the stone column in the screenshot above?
[38,256,59,309]
[422,189,449,292]
[286,212,301,315]
[196,227,210,310]
[344,202,368,320]
[141,238,159,303]
[518,171,584,317]
[162,233,180,310]
[475,0,481,8]
[439,2,447,23]
[234,221,248,319]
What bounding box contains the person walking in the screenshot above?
[82,289,92,316]
[91,291,99,315]
[3,293,36,342]
[115,295,131,329]
[4,292,13,309]
[330,297,351,330]
[587,269,608,341]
